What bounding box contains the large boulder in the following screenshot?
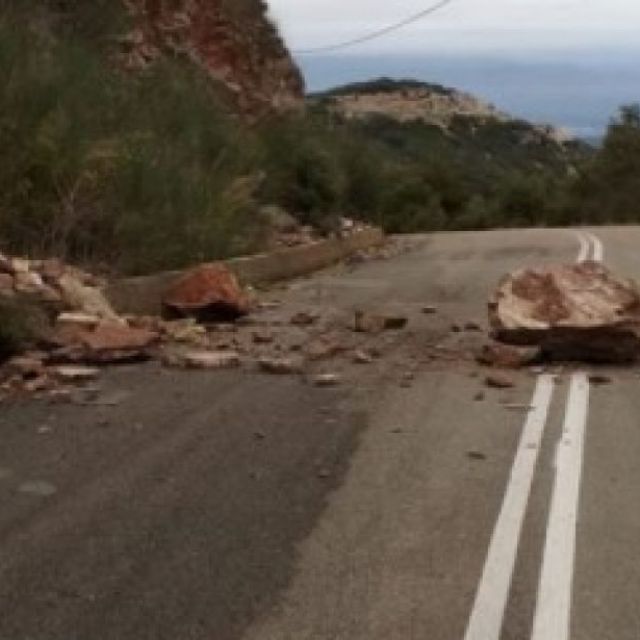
[162,263,249,321]
[489,261,640,363]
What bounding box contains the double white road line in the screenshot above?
[464,230,603,640]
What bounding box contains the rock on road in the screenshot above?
[1,228,640,640]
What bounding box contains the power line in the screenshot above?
[293,0,458,55]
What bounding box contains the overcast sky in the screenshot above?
[267,0,640,54]
[266,1,639,134]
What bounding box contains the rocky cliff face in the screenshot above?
[119,0,305,116]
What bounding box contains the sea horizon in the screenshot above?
[296,50,640,139]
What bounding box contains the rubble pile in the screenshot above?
[486,261,640,364]
[0,252,164,396]
[1,251,423,401]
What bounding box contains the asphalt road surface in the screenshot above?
[1,228,639,640]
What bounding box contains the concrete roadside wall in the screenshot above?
[106,227,385,316]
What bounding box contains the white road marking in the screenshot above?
[575,230,604,263]
[464,229,603,640]
[576,232,591,263]
[463,375,556,640]
[531,373,590,640]
[586,231,604,262]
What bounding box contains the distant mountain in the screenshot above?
[310,78,588,159]
[299,54,640,138]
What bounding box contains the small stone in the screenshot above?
[474,391,486,402]
[451,323,462,333]
[464,321,483,332]
[258,357,303,375]
[53,366,100,382]
[6,356,46,378]
[353,350,374,364]
[317,469,331,479]
[305,340,345,361]
[467,451,487,461]
[24,376,51,393]
[485,374,516,389]
[422,305,438,315]
[353,310,385,334]
[48,389,73,403]
[313,373,341,387]
[57,312,101,329]
[383,315,408,330]
[182,350,241,370]
[290,311,317,326]
[259,301,282,310]
[252,330,274,344]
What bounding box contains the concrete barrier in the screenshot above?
[106,227,385,316]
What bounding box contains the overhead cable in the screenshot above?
[293,0,458,55]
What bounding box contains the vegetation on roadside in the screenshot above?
[0,298,47,360]
[0,3,637,276]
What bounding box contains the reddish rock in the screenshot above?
[163,263,249,321]
[51,322,159,364]
[490,261,640,362]
[81,323,158,354]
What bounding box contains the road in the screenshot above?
[1,227,639,640]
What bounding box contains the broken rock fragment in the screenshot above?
[179,350,241,370]
[163,263,249,322]
[354,311,408,334]
[51,322,159,364]
[290,311,317,326]
[312,373,341,387]
[53,365,100,382]
[476,341,541,369]
[490,261,640,363]
[57,274,122,324]
[485,373,516,389]
[258,356,303,375]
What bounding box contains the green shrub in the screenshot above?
[0,297,49,361]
